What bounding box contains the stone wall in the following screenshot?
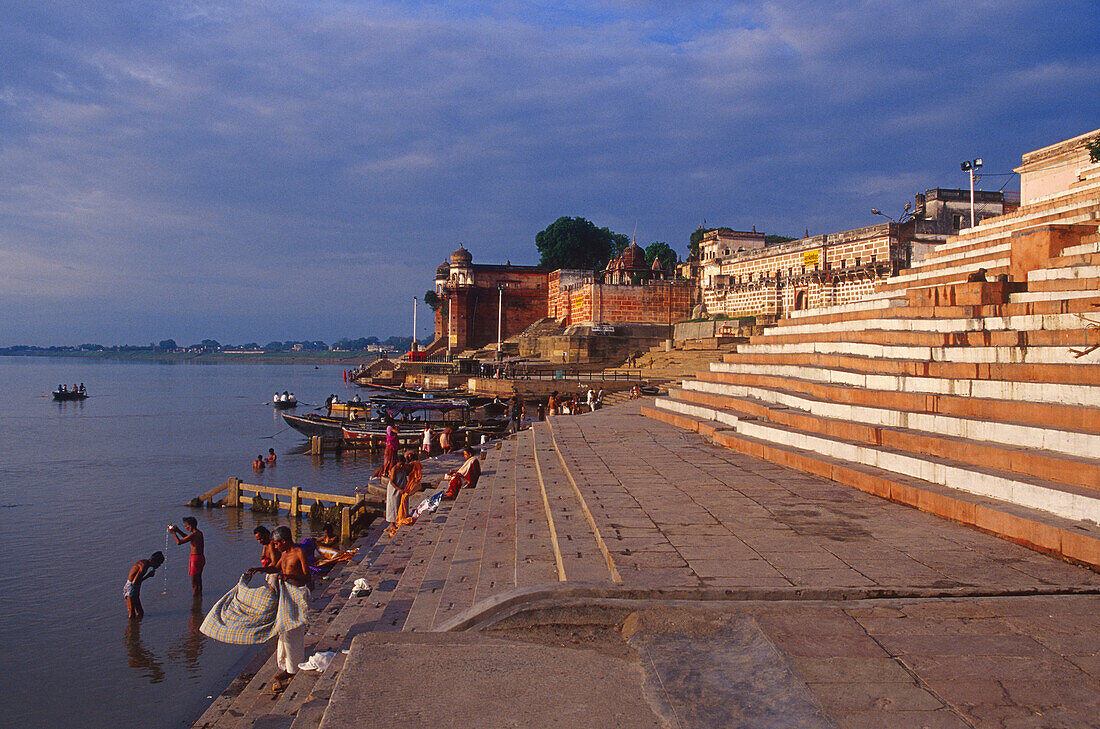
[549,280,695,326]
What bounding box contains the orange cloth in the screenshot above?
[385,462,423,536]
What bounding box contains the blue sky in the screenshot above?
[1,0,1097,346]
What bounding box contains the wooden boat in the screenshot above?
[272,397,298,410]
[327,400,371,417]
[281,412,347,439]
[52,390,88,401]
[340,399,509,448]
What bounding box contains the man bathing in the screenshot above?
[124,552,164,619]
[253,525,278,567]
[168,516,205,596]
[246,526,311,692]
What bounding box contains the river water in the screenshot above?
[0,357,378,729]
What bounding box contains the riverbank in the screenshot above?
[193,399,1100,729]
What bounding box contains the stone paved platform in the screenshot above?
[195,400,1100,729]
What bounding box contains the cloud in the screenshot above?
[0,0,1097,344]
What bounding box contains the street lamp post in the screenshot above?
[496,285,504,361]
[411,297,418,352]
[960,158,983,228]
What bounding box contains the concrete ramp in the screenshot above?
[629,619,837,729]
[319,632,665,729]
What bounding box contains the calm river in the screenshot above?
[0,357,378,729]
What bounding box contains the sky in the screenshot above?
[1,1,1098,346]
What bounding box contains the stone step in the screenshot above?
[530,423,618,584]
[389,445,505,632]
[786,295,909,321]
[1061,239,1100,258]
[709,360,1100,407]
[735,339,1095,366]
[749,325,1097,349]
[908,245,1010,275]
[721,350,1100,386]
[681,377,1100,456]
[512,428,563,586]
[875,262,1011,293]
[1029,263,1100,282]
[1026,276,1100,293]
[780,291,1100,329]
[641,404,1100,569]
[770,310,1095,337]
[665,386,1100,490]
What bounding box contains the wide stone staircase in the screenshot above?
[645,194,1100,569]
[193,422,619,729]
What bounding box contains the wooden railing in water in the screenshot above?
[194,478,371,541]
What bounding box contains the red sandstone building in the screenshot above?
[430,246,549,354]
[429,242,696,356]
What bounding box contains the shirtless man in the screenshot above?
[168,517,205,596]
[253,455,265,471]
[124,552,164,619]
[253,526,278,567]
[246,526,311,691]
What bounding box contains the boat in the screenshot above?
[281,412,348,439]
[340,398,509,448]
[272,397,298,410]
[52,389,88,401]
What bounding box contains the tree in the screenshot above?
[765,234,796,245]
[688,226,712,259]
[157,339,177,351]
[1089,138,1100,163]
[424,290,442,312]
[535,216,629,271]
[644,241,677,267]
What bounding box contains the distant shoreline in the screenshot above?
[0,350,383,365]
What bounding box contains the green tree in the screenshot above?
[644,241,677,267]
[535,216,629,270]
[1089,138,1100,163]
[424,290,442,312]
[688,226,712,259]
[765,234,796,245]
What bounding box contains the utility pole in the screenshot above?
[411,297,418,352]
[447,294,453,359]
[960,157,983,228]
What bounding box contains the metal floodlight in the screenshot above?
[960,160,972,171]
[871,208,881,215]
[974,158,983,168]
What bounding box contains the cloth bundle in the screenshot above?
[298,651,336,673]
[200,574,309,645]
[413,490,444,518]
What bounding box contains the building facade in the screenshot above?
[432,247,549,353]
[699,188,1011,319]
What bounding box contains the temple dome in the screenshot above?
[435,260,450,278]
[450,246,473,266]
[620,242,646,269]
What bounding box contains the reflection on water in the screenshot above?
[125,620,166,684]
[165,597,207,675]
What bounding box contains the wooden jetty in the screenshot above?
[192,477,375,541]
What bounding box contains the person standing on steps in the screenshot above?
[246,526,311,694]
